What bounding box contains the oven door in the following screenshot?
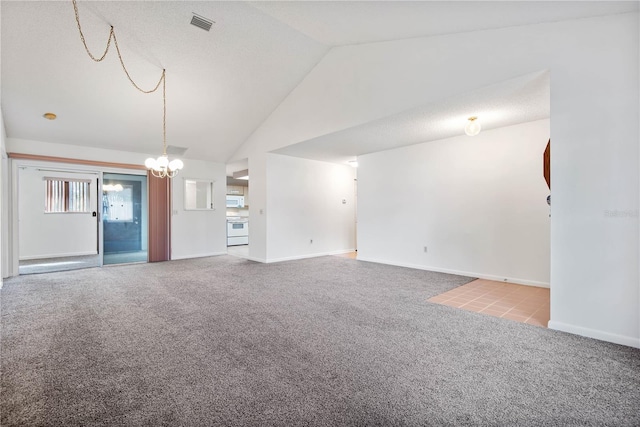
[227,222,248,237]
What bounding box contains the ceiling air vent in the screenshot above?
[166,145,189,156]
[190,14,214,32]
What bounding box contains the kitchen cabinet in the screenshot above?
[226,185,244,195]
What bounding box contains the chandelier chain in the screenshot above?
[162,70,167,154]
[72,0,112,62]
[72,0,181,178]
[72,0,165,95]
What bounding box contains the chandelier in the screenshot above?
[72,0,183,178]
[144,72,184,178]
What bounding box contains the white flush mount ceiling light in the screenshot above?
[464,116,481,136]
[72,0,183,178]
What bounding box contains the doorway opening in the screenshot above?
[102,173,148,265]
[226,162,250,258]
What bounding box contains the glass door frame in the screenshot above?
[98,169,149,267]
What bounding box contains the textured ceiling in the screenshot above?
[274,71,550,165]
[249,1,639,46]
[1,1,636,166]
[1,1,328,162]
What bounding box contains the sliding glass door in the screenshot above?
[102,173,148,265]
[18,167,100,274]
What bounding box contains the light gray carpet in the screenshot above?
[1,255,639,426]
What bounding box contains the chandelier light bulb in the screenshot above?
[157,155,169,168]
[145,155,184,178]
[168,159,184,171]
[465,116,481,136]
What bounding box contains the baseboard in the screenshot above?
[226,251,266,263]
[548,320,640,349]
[355,256,550,288]
[266,249,355,264]
[19,251,98,261]
[170,252,227,261]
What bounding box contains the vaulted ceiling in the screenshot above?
[2,1,637,165]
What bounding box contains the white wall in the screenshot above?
[5,138,227,269]
[248,152,268,262]
[170,159,227,260]
[265,154,356,262]
[232,13,640,347]
[358,119,550,286]
[0,109,7,282]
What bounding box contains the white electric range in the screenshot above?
[227,217,249,246]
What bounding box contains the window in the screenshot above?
[45,178,91,213]
[102,184,134,221]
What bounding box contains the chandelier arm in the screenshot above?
[150,169,164,179]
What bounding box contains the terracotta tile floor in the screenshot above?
[334,251,358,259]
[428,279,550,327]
